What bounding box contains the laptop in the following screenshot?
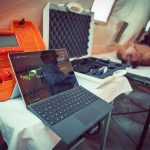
[9,49,113,144]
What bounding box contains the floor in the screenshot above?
[74,92,150,150]
[0,81,150,150]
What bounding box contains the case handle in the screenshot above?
[66,2,83,13]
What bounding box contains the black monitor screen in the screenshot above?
[0,34,18,47]
[9,49,78,105]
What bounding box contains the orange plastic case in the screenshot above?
[0,20,46,101]
[11,20,46,51]
[0,68,16,101]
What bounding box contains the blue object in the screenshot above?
[94,66,108,76]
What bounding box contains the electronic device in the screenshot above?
[0,32,23,68]
[43,3,128,82]
[9,49,113,144]
[0,19,46,101]
[0,32,22,52]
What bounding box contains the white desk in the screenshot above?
[0,75,132,150]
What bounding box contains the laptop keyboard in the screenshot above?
[30,86,98,126]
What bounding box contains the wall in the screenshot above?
[0,0,92,31]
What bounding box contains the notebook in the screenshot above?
[9,49,113,144]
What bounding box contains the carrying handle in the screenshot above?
[66,2,83,13]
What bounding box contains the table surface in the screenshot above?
[0,73,132,150]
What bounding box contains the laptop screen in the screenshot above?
[9,49,78,105]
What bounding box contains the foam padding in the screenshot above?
[71,57,128,79]
[49,8,92,58]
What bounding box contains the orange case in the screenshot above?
[0,20,46,101]
[0,31,23,68]
[11,20,46,51]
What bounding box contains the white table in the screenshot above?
[0,73,132,150]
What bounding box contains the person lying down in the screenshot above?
[116,36,150,68]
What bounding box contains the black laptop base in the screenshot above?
[71,57,128,79]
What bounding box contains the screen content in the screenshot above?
[0,34,18,47]
[9,49,78,105]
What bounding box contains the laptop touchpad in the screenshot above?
[74,106,101,125]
